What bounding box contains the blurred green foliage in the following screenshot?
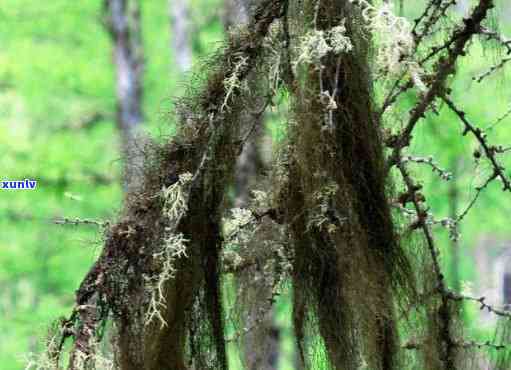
[1,0,511,369]
[0,0,224,368]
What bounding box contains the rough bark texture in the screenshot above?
[226,0,266,208]
[232,125,279,370]
[104,0,145,192]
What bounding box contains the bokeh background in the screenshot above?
[1,0,511,369]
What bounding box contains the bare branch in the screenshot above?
[387,0,495,169]
[447,291,511,319]
[442,95,511,191]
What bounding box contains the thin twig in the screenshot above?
[442,95,511,192]
[402,155,452,180]
[387,0,495,169]
[54,217,108,228]
[447,290,511,319]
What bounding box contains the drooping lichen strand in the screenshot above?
[281,0,415,369]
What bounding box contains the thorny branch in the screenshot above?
[474,55,511,82]
[487,104,511,131]
[379,0,457,116]
[402,155,452,180]
[412,0,457,47]
[397,159,462,369]
[387,0,495,170]
[388,3,511,365]
[397,161,445,292]
[456,171,496,222]
[54,217,109,228]
[479,26,511,54]
[474,25,511,82]
[442,95,511,192]
[447,291,511,319]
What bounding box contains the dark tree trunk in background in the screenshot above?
[233,133,265,208]
[225,0,264,208]
[104,0,144,192]
[170,0,192,72]
[224,1,280,369]
[223,0,249,29]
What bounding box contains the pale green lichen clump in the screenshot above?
[224,207,255,244]
[307,181,341,234]
[350,0,426,91]
[144,232,189,327]
[222,55,249,112]
[144,173,193,327]
[161,172,193,221]
[25,336,114,370]
[294,21,353,71]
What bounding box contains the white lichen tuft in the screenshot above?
[145,232,189,328]
[24,352,57,370]
[222,55,249,112]
[350,0,426,91]
[69,350,113,370]
[24,338,114,370]
[251,190,270,209]
[329,21,353,54]
[275,240,293,274]
[224,208,255,245]
[161,172,193,221]
[307,182,342,233]
[460,280,474,297]
[144,172,193,328]
[223,249,244,270]
[264,23,284,95]
[295,30,331,68]
[294,21,353,72]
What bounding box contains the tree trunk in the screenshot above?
[223,0,249,30]
[104,0,144,192]
[170,0,192,72]
[224,1,280,368]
